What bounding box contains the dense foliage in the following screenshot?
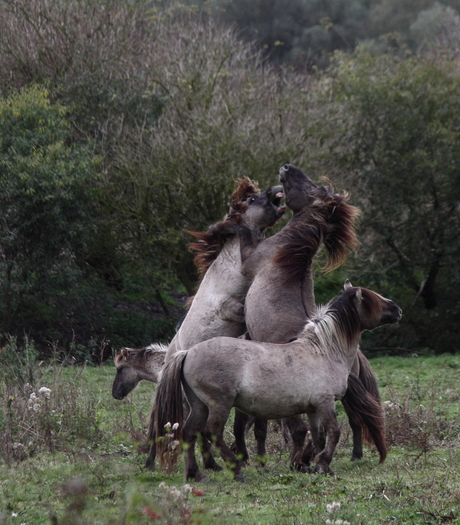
[303,46,460,352]
[0,0,459,356]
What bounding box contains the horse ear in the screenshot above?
[354,288,363,303]
[121,347,128,359]
[344,280,353,290]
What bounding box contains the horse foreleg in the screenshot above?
[282,415,309,473]
[310,402,341,475]
[307,411,326,454]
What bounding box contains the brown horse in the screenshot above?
[154,282,402,481]
[236,164,386,468]
[145,177,286,470]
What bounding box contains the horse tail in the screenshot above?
[356,350,381,402]
[342,373,387,463]
[322,191,360,272]
[154,351,188,473]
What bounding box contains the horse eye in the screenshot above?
[247,196,255,203]
[283,164,289,170]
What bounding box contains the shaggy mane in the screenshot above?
[312,287,386,349]
[186,177,260,278]
[273,185,359,284]
[115,344,167,368]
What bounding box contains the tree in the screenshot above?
[305,46,460,351]
[0,86,100,337]
[103,6,310,295]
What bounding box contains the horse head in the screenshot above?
[188,178,285,276]
[278,163,318,212]
[242,183,285,232]
[112,348,140,400]
[343,280,402,332]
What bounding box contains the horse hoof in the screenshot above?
[255,456,266,467]
[314,464,334,476]
[234,473,246,482]
[290,463,310,473]
[350,455,362,462]
[190,473,210,483]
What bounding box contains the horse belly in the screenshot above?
[235,373,316,420]
[235,391,314,420]
[235,358,342,419]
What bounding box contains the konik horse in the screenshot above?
[154,282,402,481]
[235,164,387,469]
[112,344,167,400]
[144,177,286,469]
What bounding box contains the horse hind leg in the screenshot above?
[199,433,223,471]
[182,383,210,482]
[183,395,222,472]
[206,407,245,482]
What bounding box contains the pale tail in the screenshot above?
[153,351,188,472]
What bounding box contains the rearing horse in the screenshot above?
[238,164,386,469]
[154,282,402,481]
[145,177,286,469]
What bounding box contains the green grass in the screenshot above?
[1,354,460,524]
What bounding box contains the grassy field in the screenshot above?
[1,352,460,525]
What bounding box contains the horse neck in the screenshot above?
[142,355,164,382]
[270,209,328,285]
[240,216,266,245]
[311,300,362,364]
[301,267,316,319]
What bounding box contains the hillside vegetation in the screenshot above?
[0,0,459,356]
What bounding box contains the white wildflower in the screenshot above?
[182,484,193,493]
[170,488,182,500]
[28,392,39,411]
[11,512,18,517]
[170,440,180,450]
[326,502,341,513]
[38,387,51,399]
[164,422,171,429]
[33,403,41,413]
[172,422,179,430]
[159,482,167,489]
